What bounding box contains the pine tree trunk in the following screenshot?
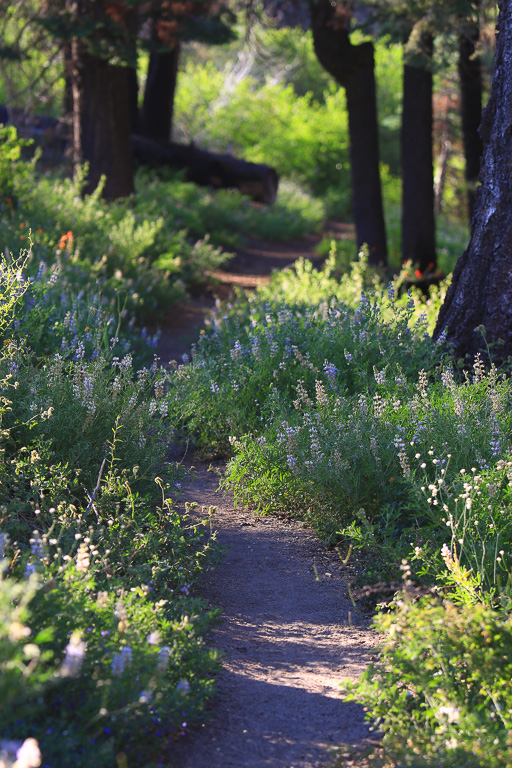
[434,0,512,360]
[401,34,436,273]
[70,40,134,200]
[309,0,387,266]
[142,44,180,142]
[127,64,140,135]
[344,43,388,267]
[458,8,483,219]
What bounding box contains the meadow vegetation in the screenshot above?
[166,251,512,767]
[0,21,502,768]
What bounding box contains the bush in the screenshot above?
[351,596,512,768]
[0,254,219,766]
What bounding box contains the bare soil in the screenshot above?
[167,462,376,768]
[158,223,376,768]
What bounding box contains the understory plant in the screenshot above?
[0,254,219,767]
[166,249,512,767]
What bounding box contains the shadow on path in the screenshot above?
[167,462,375,768]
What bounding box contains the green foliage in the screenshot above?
[175,32,405,212]
[165,252,446,456]
[0,0,64,115]
[0,255,219,766]
[351,597,512,768]
[136,171,325,249]
[165,241,512,766]
[0,125,37,208]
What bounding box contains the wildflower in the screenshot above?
[111,646,132,676]
[157,646,171,673]
[230,340,243,361]
[139,690,152,703]
[76,543,90,573]
[147,631,161,646]
[30,532,44,561]
[176,679,190,695]
[0,532,10,559]
[373,367,386,385]
[436,705,460,723]
[14,738,41,768]
[323,361,338,381]
[114,599,128,621]
[441,543,452,567]
[96,591,109,608]
[60,632,87,677]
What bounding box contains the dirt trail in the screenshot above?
[159,223,375,767]
[168,462,375,768]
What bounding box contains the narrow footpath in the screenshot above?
[159,225,375,767]
[167,462,376,768]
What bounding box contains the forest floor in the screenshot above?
[157,222,378,768]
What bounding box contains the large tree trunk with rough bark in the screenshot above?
[434,0,512,361]
[401,34,436,273]
[458,8,483,219]
[142,44,181,142]
[70,40,134,200]
[309,0,387,266]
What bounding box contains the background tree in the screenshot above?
[309,0,388,267]
[458,0,483,218]
[140,5,235,142]
[434,0,512,360]
[41,0,234,199]
[401,25,436,273]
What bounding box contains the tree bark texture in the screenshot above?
[309,0,387,266]
[401,34,436,272]
[434,0,512,360]
[458,10,483,219]
[132,135,279,204]
[142,44,181,142]
[70,40,134,200]
[127,64,140,135]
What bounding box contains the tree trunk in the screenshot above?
[401,34,436,273]
[141,43,181,142]
[309,0,387,266]
[458,7,483,219]
[434,0,512,361]
[127,64,140,135]
[70,39,134,200]
[132,135,279,204]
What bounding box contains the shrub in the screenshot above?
[351,596,512,768]
[0,254,219,766]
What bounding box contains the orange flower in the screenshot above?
[415,269,422,278]
[20,222,24,227]
[37,228,43,234]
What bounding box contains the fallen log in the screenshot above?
[131,134,279,205]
